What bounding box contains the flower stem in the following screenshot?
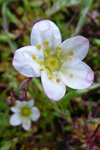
[10,88,13,101]
[24,78,32,99]
[72,98,100,110]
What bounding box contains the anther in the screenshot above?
[37,44,42,49]
[44,41,49,45]
[49,76,52,80]
[68,58,72,61]
[56,46,61,50]
[56,78,60,83]
[69,73,74,77]
[40,68,44,71]
[69,51,74,56]
[33,55,36,60]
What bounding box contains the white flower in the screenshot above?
[13,20,94,101]
[10,99,40,130]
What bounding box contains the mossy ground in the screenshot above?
[0,0,100,150]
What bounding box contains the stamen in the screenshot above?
[37,44,42,50]
[54,46,62,56]
[41,48,47,58]
[49,76,52,80]
[44,41,49,45]
[56,46,61,50]
[69,51,74,56]
[33,55,36,60]
[36,60,43,65]
[61,57,72,65]
[61,59,67,65]
[69,73,74,77]
[40,68,44,71]
[60,69,69,74]
[56,78,60,83]
[44,41,50,55]
[55,71,58,78]
[33,55,43,65]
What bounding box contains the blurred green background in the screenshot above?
[0,0,100,150]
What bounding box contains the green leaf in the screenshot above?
[46,0,81,16]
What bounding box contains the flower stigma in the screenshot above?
[20,106,32,117]
[44,55,60,71]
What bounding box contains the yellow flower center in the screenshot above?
[44,55,60,71]
[21,106,32,117]
[32,40,75,81]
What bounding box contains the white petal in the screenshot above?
[41,70,66,101]
[16,100,22,107]
[22,118,31,130]
[31,20,62,50]
[10,107,20,113]
[13,46,44,77]
[21,101,28,107]
[59,61,94,89]
[30,107,40,121]
[28,99,34,108]
[10,113,22,126]
[60,36,89,60]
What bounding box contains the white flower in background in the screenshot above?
[10,99,40,130]
[13,20,94,101]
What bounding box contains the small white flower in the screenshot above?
[10,99,40,130]
[13,20,94,101]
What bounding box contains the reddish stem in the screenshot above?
[24,78,32,99]
[90,124,100,139]
[10,88,13,101]
[72,99,100,111]
[86,13,97,23]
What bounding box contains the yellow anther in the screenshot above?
[33,55,36,60]
[69,73,74,77]
[68,58,72,61]
[37,44,42,49]
[54,46,61,56]
[56,46,61,50]
[49,76,52,80]
[40,68,44,71]
[56,78,60,83]
[44,41,49,45]
[69,51,74,56]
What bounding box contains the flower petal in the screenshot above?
[60,36,89,60]
[22,118,31,130]
[13,46,44,77]
[10,107,20,113]
[10,113,22,126]
[21,101,27,107]
[28,99,34,108]
[59,61,94,89]
[16,100,22,107]
[30,107,40,121]
[31,20,62,50]
[41,70,66,101]
[10,101,22,113]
